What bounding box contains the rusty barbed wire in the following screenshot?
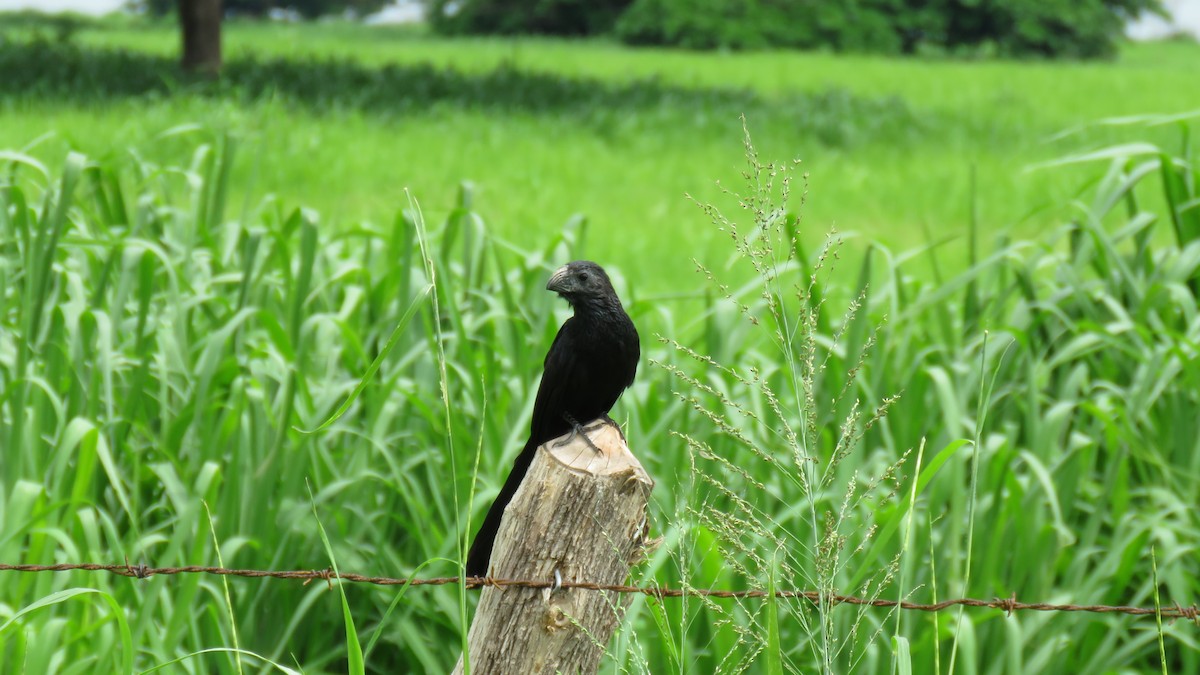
[2,562,1197,622]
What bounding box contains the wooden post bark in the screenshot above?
[179,0,222,75]
[454,420,653,675]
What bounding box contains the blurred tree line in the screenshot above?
[428,0,1166,58]
[140,0,390,19]
[141,0,1166,74]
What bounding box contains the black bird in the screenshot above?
[465,260,640,577]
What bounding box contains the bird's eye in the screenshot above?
[579,272,589,282]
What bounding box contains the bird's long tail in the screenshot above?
[465,437,538,577]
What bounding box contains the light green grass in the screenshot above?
[1,19,1198,291]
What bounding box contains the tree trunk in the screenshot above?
[454,420,654,675]
[179,0,222,75]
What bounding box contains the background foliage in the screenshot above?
[2,18,1197,291]
[131,0,1169,57]
[1,11,1199,674]
[136,0,393,19]
[430,0,1167,57]
[427,0,633,36]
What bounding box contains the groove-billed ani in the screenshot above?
[465,261,640,577]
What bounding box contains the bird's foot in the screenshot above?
[556,413,604,454]
[602,414,628,443]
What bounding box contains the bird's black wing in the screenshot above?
[465,318,579,577]
[526,317,580,447]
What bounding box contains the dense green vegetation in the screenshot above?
[140,0,392,19]
[2,14,1199,674]
[430,0,633,37]
[3,112,1197,673]
[433,0,1160,57]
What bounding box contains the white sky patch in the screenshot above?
[1128,0,1200,39]
[0,0,125,13]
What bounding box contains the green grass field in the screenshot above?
[2,14,1199,674]
[2,18,1198,289]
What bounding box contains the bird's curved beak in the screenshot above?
[546,265,571,294]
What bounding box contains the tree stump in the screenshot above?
[453,420,653,675]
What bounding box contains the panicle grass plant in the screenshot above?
[617,118,1199,673]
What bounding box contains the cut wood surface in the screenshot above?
[453,420,653,675]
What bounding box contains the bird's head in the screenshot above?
[546,260,619,310]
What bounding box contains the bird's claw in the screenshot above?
[603,414,628,443]
[557,413,604,454]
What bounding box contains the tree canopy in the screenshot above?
[430,0,1167,58]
